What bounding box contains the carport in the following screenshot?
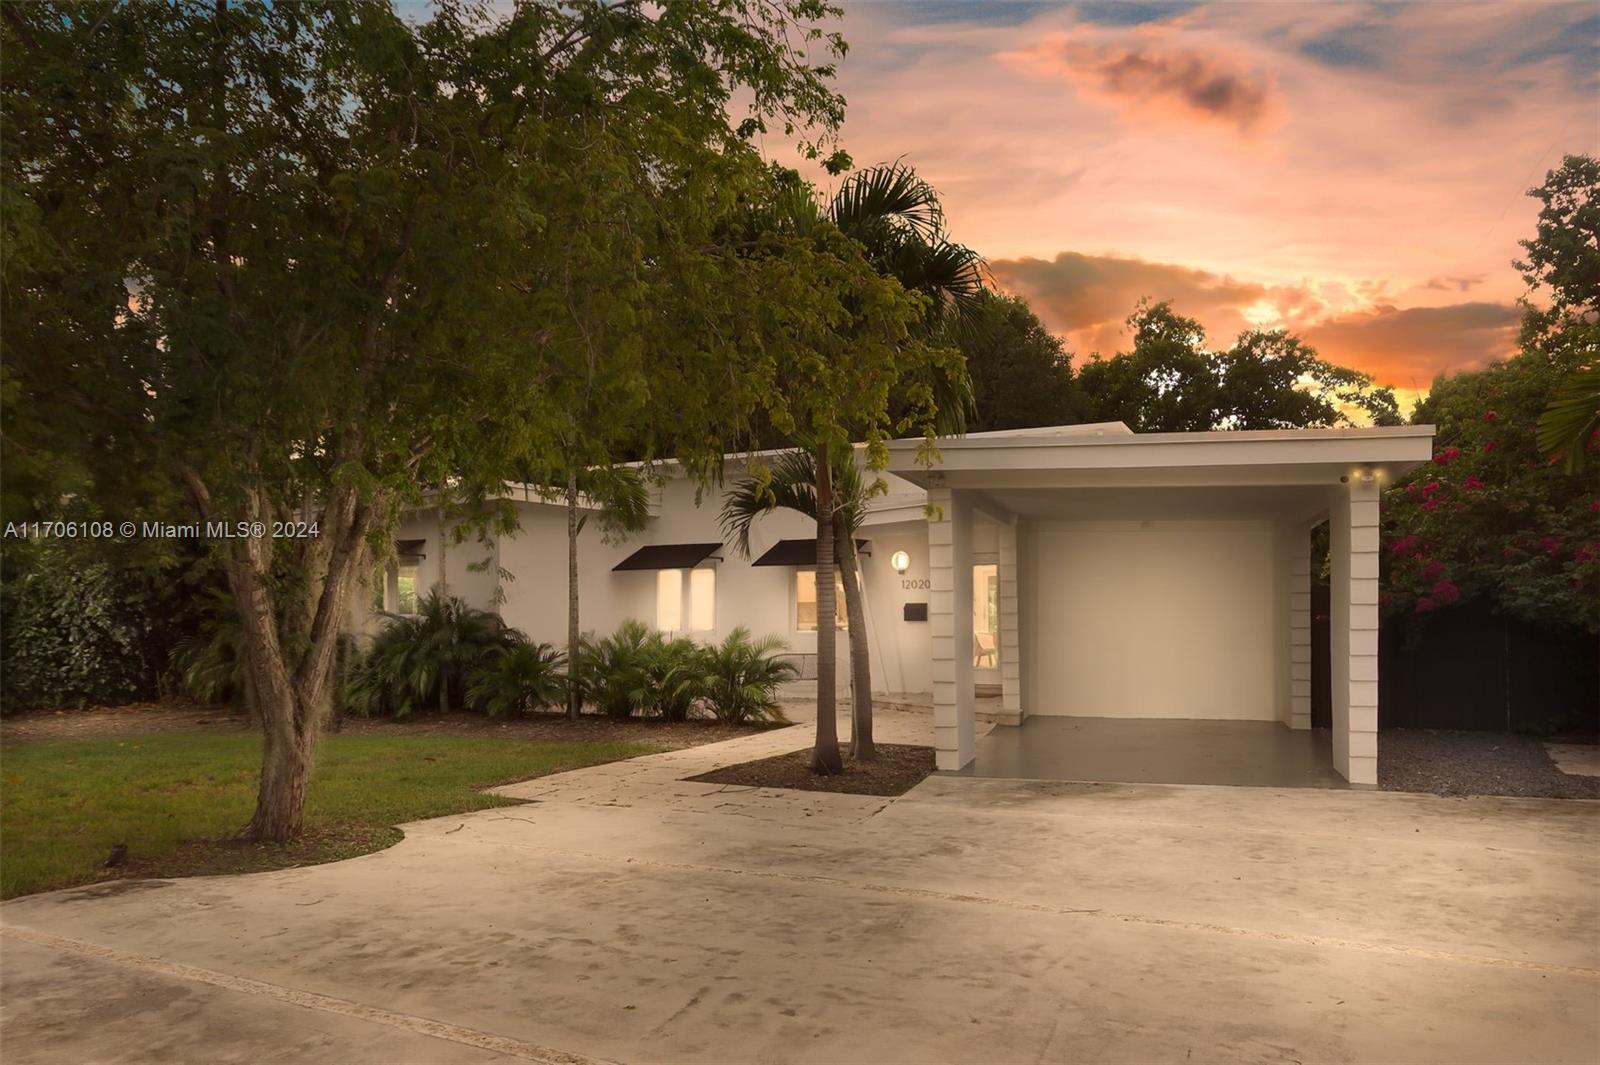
[885,422,1435,786]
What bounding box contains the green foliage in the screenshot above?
[0,543,160,712]
[1515,154,1599,346]
[962,294,1083,432]
[720,448,874,557]
[346,593,524,719]
[465,642,567,718]
[698,627,798,725]
[575,620,793,722]
[1077,301,1402,431]
[170,602,246,710]
[1384,349,1599,632]
[1538,363,1600,473]
[577,619,658,719]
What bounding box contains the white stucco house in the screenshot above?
[367,421,1434,787]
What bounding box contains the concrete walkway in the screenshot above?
[3,710,1598,1065]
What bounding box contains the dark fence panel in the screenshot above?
[1310,586,1599,733]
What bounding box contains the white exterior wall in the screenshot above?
[1023,518,1280,720]
[481,469,929,696]
[1330,478,1380,785]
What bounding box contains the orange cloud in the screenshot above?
[1299,302,1523,387]
[990,251,1523,388]
[1003,33,1282,135]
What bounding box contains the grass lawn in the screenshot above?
[0,732,655,899]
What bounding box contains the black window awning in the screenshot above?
[750,538,870,567]
[612,543,723,571]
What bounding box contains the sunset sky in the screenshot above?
[778,1,1599,413]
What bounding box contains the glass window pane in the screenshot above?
[656,569,683,631]
[795,569,847,631]
[690,568,715,631]
[973,564,999,668]
[396,561,419,614]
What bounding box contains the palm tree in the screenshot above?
[721,449,879,756]
[755,162,984,769]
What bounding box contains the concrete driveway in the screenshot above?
[3,716,1597,1065]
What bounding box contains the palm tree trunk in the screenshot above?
[835,514,874,761]
[811,444,843,774]
[566,466,582,720]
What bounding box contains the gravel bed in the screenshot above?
[1380,729,1600,799]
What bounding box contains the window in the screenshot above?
[973,563,998,668]
[689,568,716,631]
[795,570,848,631]
[395,557,420,614]
[656,569,683,631]
[658,567,715,633]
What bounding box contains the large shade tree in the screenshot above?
[1,0,852,839]
[1076,301,1402,431]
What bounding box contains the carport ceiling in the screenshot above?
[978,484,1333,522]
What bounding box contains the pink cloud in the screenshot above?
[1003,33,1282,136]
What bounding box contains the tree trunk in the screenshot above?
[566,466,582,720]
[811,445,844,775]
[219,477,378,843]
[836,515,874,761]
[243,706,313,841]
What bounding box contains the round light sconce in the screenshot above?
[890,550,911,574]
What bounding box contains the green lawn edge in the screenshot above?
[0,732,655,899]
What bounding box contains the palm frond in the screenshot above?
[828,162,945,243]
[1537,363,1600,473]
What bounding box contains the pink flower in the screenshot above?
[1576,544,1597,563]
[1431,579,1460,604]
[1421,498,1441,512]
[1484,440,1499,453]
[1536,537,1562,556]
[1415,596,1437,614]
[1421,480,1444,497]
[1389,535,1418,556]
[1464,475,1485,490]
[1590,499,1599,512]
[1422,560,1444,581]
[1481,410,1498,422]
[1433,448,1461,465]
[1405,482,1419,495]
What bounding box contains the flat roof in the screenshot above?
[885,424,1436,489]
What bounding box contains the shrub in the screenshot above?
[169,589,247,709]
[0,543,161,712]
[346,591,522,718]
[641,634,703,721]
[466,642,566,717]
[697,627,796,725]
[578,619,656,719]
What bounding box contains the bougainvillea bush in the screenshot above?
[1383,349,1599,633]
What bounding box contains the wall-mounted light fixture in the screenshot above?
[890,549,911,574]
[1358,466,1377,484]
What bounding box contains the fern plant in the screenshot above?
[466,642,567,717]
[346,591,523,718]
[697,627,796,725]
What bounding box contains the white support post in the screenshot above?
[998,520,1024,726]
[928,485,975,771]
[1288,530,1313,731]
[1330,477,1380,785]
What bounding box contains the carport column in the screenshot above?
[1330,476,1380,785]
[998,520,1025,724]
[1288,533,1313,730]
[928,484,976,771]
